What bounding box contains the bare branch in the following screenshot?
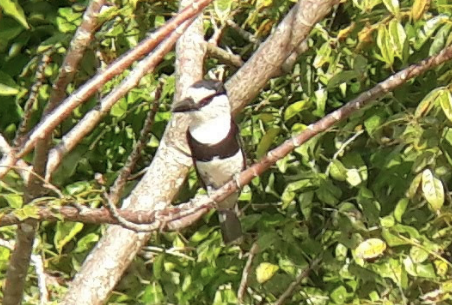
[105,84,162,231]
[5,44,452,231]
[226,19,261,45]
[0,134,31,182]
[206,43,244,67]
[274,257,322,305]
[238,242,259,304]
[226,0,340,113]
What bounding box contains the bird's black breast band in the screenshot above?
[187,120,240,162]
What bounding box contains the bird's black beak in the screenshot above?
[172,97,199,113]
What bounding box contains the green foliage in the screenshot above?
[1,0,452,304]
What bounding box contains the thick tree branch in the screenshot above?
[60,1,207,303]
[226,0,339,113]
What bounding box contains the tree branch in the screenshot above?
[60,0,207,303]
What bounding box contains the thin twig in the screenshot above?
[325,129,364,176]
[274,257,322,305]
[226,19,261,45]
[0,134,31,182]
[104,82,162,231]
[238,242,259,304]
[14,51,52,147]
[206,43,244,67]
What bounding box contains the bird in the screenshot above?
[172,79,245,245]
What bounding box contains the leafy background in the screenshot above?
[1,0,452,304]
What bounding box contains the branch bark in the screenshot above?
[226,0,339,113]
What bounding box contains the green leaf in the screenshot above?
[439,89,452,122]
[284,100,309,121]
[406,172,422,198]
[4,193,22,208]
[141,282,165,304]
[256,262,279,284]
[410,247,429,263]
[415,88,442,118]
[377,25,394,66]
[429,23,452,56]
[74,233,99,253]
[54,222,84,253]
[403,257,436,278]
[327,70,359,90]
[382,0,399,16]
[256,127,280,159]
[330,285,348,304]
[214,0,233,21]
[421,169,444,212]
[0,0,29,29]
[316,178,342,206]
[0,71,19,96]
[153,254,164,280]
[0,83,19,96]
[364,112,385,137]
[329,160,347,181]
[394,198,409,222]
[414,15,449,50]
[388,19,406,59]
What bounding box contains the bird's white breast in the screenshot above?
[195,150,244,189]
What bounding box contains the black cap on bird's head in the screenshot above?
[172,80,226,113]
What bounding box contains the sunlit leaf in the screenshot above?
[382,0,400,16]
[256,127,280,159]
[394,198,408,222]
[421,169,444,212]
[0,0,29,29]
[412,0,430,21]
[256,262,279,284]
[355,238,387,260]
[439,89,452,122]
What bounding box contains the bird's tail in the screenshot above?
[218,209,243,245]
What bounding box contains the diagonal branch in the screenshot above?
[45,18,195,179]
[4,44,451,231]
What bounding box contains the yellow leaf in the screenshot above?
[355,238,386,260]
[256,262,279,283]
[412,0,430,21]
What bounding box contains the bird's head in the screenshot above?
[172,80,231,122]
